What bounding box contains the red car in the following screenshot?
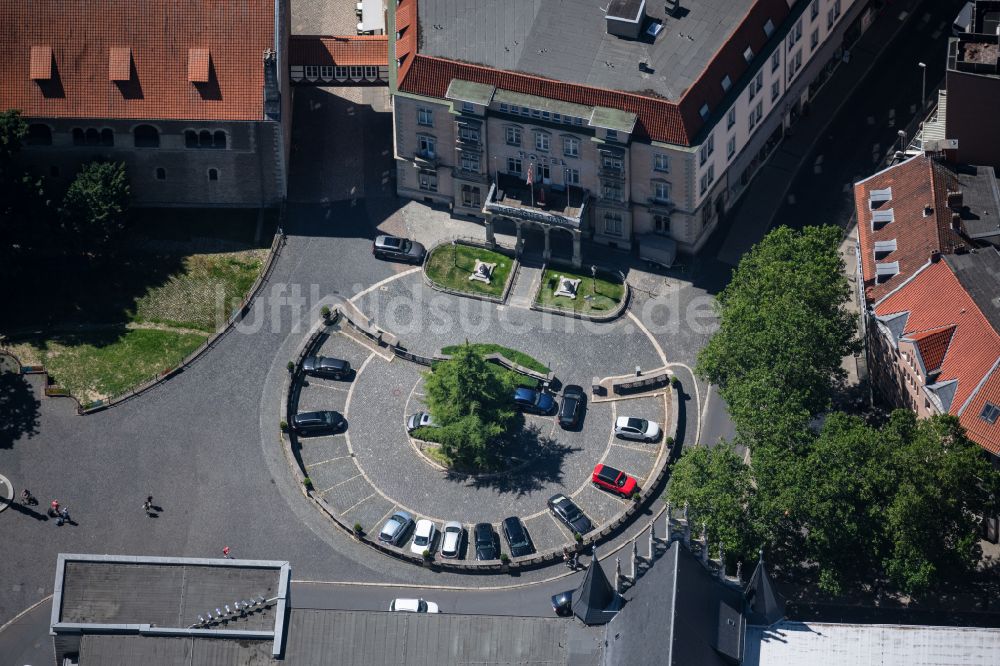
[592,464,638,497]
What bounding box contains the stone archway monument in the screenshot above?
[483,174,586,268]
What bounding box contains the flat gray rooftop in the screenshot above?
[948,164,1000,242]
[59,561,280,631]
[417,0,755,99]
[944,248,1000,334]
[76,608,601,665]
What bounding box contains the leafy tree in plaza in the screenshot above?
[0,109,27,163]
[0,109,48,278]
[421,342,519,468]
[697,225,858,448]
[666,442,757,563]
[59,160,130,257]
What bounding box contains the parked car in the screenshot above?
[302,355,351,380]
[501,516,534,557]
[292,410,345,435]
[592,464,639,498]
[410,519,439,556]
[440,521,464,559]
[389,598,439,613]
[547,494,593,536]
[378,510,414,546]
[474,522,499,561]
[513,387,556,415]
[406,411,436,433]
[558,385,586,429]
[373,235,427,263]
[551,590,573,616]
[614,416,661,442]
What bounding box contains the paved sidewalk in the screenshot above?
[718,0,923,266]
[507,264,542,308]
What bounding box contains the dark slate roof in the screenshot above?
[415,0,755,100]
[944,248,1000,334]
[76,608,593,665]
[744,554,786,627]
[603,540,745,666]
[948,164,1000,242]
[573,554,620,625]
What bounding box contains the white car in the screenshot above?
[440,521,463,559]
[410,519,438,555]
[614,416,662,442]
[389,598,439,613]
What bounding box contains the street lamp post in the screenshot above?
[918,62,926,111]
[590,265,598,296]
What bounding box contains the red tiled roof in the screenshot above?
[395,0,789,146]
[875,259,1000,453]
[188,48,211,84]
[854,156,966,303]
[2,1,275,121]
[109,47,131,82]
[906,325,956,374]
[29,46,52,80]
[960,362,1000,455]
[289,35,388,67]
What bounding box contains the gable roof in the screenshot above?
[874,259,1000,453]
[1,0,276,122]
[395,0,793,146]
[854,156,966,303]
[905,325,956,375]
[290,35,388,67]
[744,552,786,627]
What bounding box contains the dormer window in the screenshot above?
[764,19,775,37]
[869,188,892,208]
[721,75,732,92]
[875,261,899,284]
[873,239,897,260]
[981,402,1000,424]
[743,47,754,63]
[872,209,894,229]
[188,48,211,83]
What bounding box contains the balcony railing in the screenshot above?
[484,173,588,230]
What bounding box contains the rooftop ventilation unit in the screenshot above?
[606,0,646,40]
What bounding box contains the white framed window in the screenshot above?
[461,101,474,113]
[417,107,433,127]
[699,134,714,165]
[505,126,521,146]
[320,65,334,79]
[459,125,479,142]
[460,153,480,172]
[699,164,715,195]
[536,163,550,181]
[653,180,671,202]
[727,136,736,159]
[771,79,780,102]
[461,184,481,207]
[653,214,670,234]
[349,66,363,78]
[771,50,780,73]
[787,19,803,51]
[530,108,541,119]
[654,153,670,172]
[602,154,624,170]
[565,167,580,185]
[304,65,319,79]
[335,66,349,78]
[727,107,736,130]
[602,181,623,201]
[603,213,623,237]
[535,133,550,151]
[507,157,522,174]
[417,135,436,156]
[418,171,437,192]
[365,66,379,78]
[499,103,508,112]
[564,137,579,157]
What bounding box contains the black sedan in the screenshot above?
[292,410,345,435]
[547,494,593,536]
[302,356,351,380]
[551,590,573,616]
[557,385,586,429]
[474,522,499,561]
[501,516,534,558]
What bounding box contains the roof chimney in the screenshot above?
[947,190,963,210]
[924,204,934,217]
[952,212,962,231]
[930,250,941,263]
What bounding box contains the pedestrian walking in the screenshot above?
[222,546,231,559]
[49,499,60,518]
[60,507,70,522]
[143,496,153,516]
[21,489,35,505]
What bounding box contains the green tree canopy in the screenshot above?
[697,225,858,447]
[666,442,756,563]
[421,342,520,468]
[60,160,130,256]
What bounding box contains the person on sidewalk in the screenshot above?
[143,496,154,516]
[49,499,60,518]
[222,546,231,559]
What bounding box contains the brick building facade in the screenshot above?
[1,0,291,208]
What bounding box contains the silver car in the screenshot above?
[378,511,414,546]
[614,416,662,442]
[440,521,464,559]
[406,411,435,433]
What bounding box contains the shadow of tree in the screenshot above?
[0,372,41,448]
[443,423,580,496]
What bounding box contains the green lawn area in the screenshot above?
[424,244,513,298]
[535,266,625,315]
[440,343,549,374]
[10,328,209,404]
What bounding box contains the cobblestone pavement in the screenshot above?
[290,275,670,560]
[291,0,359,35]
